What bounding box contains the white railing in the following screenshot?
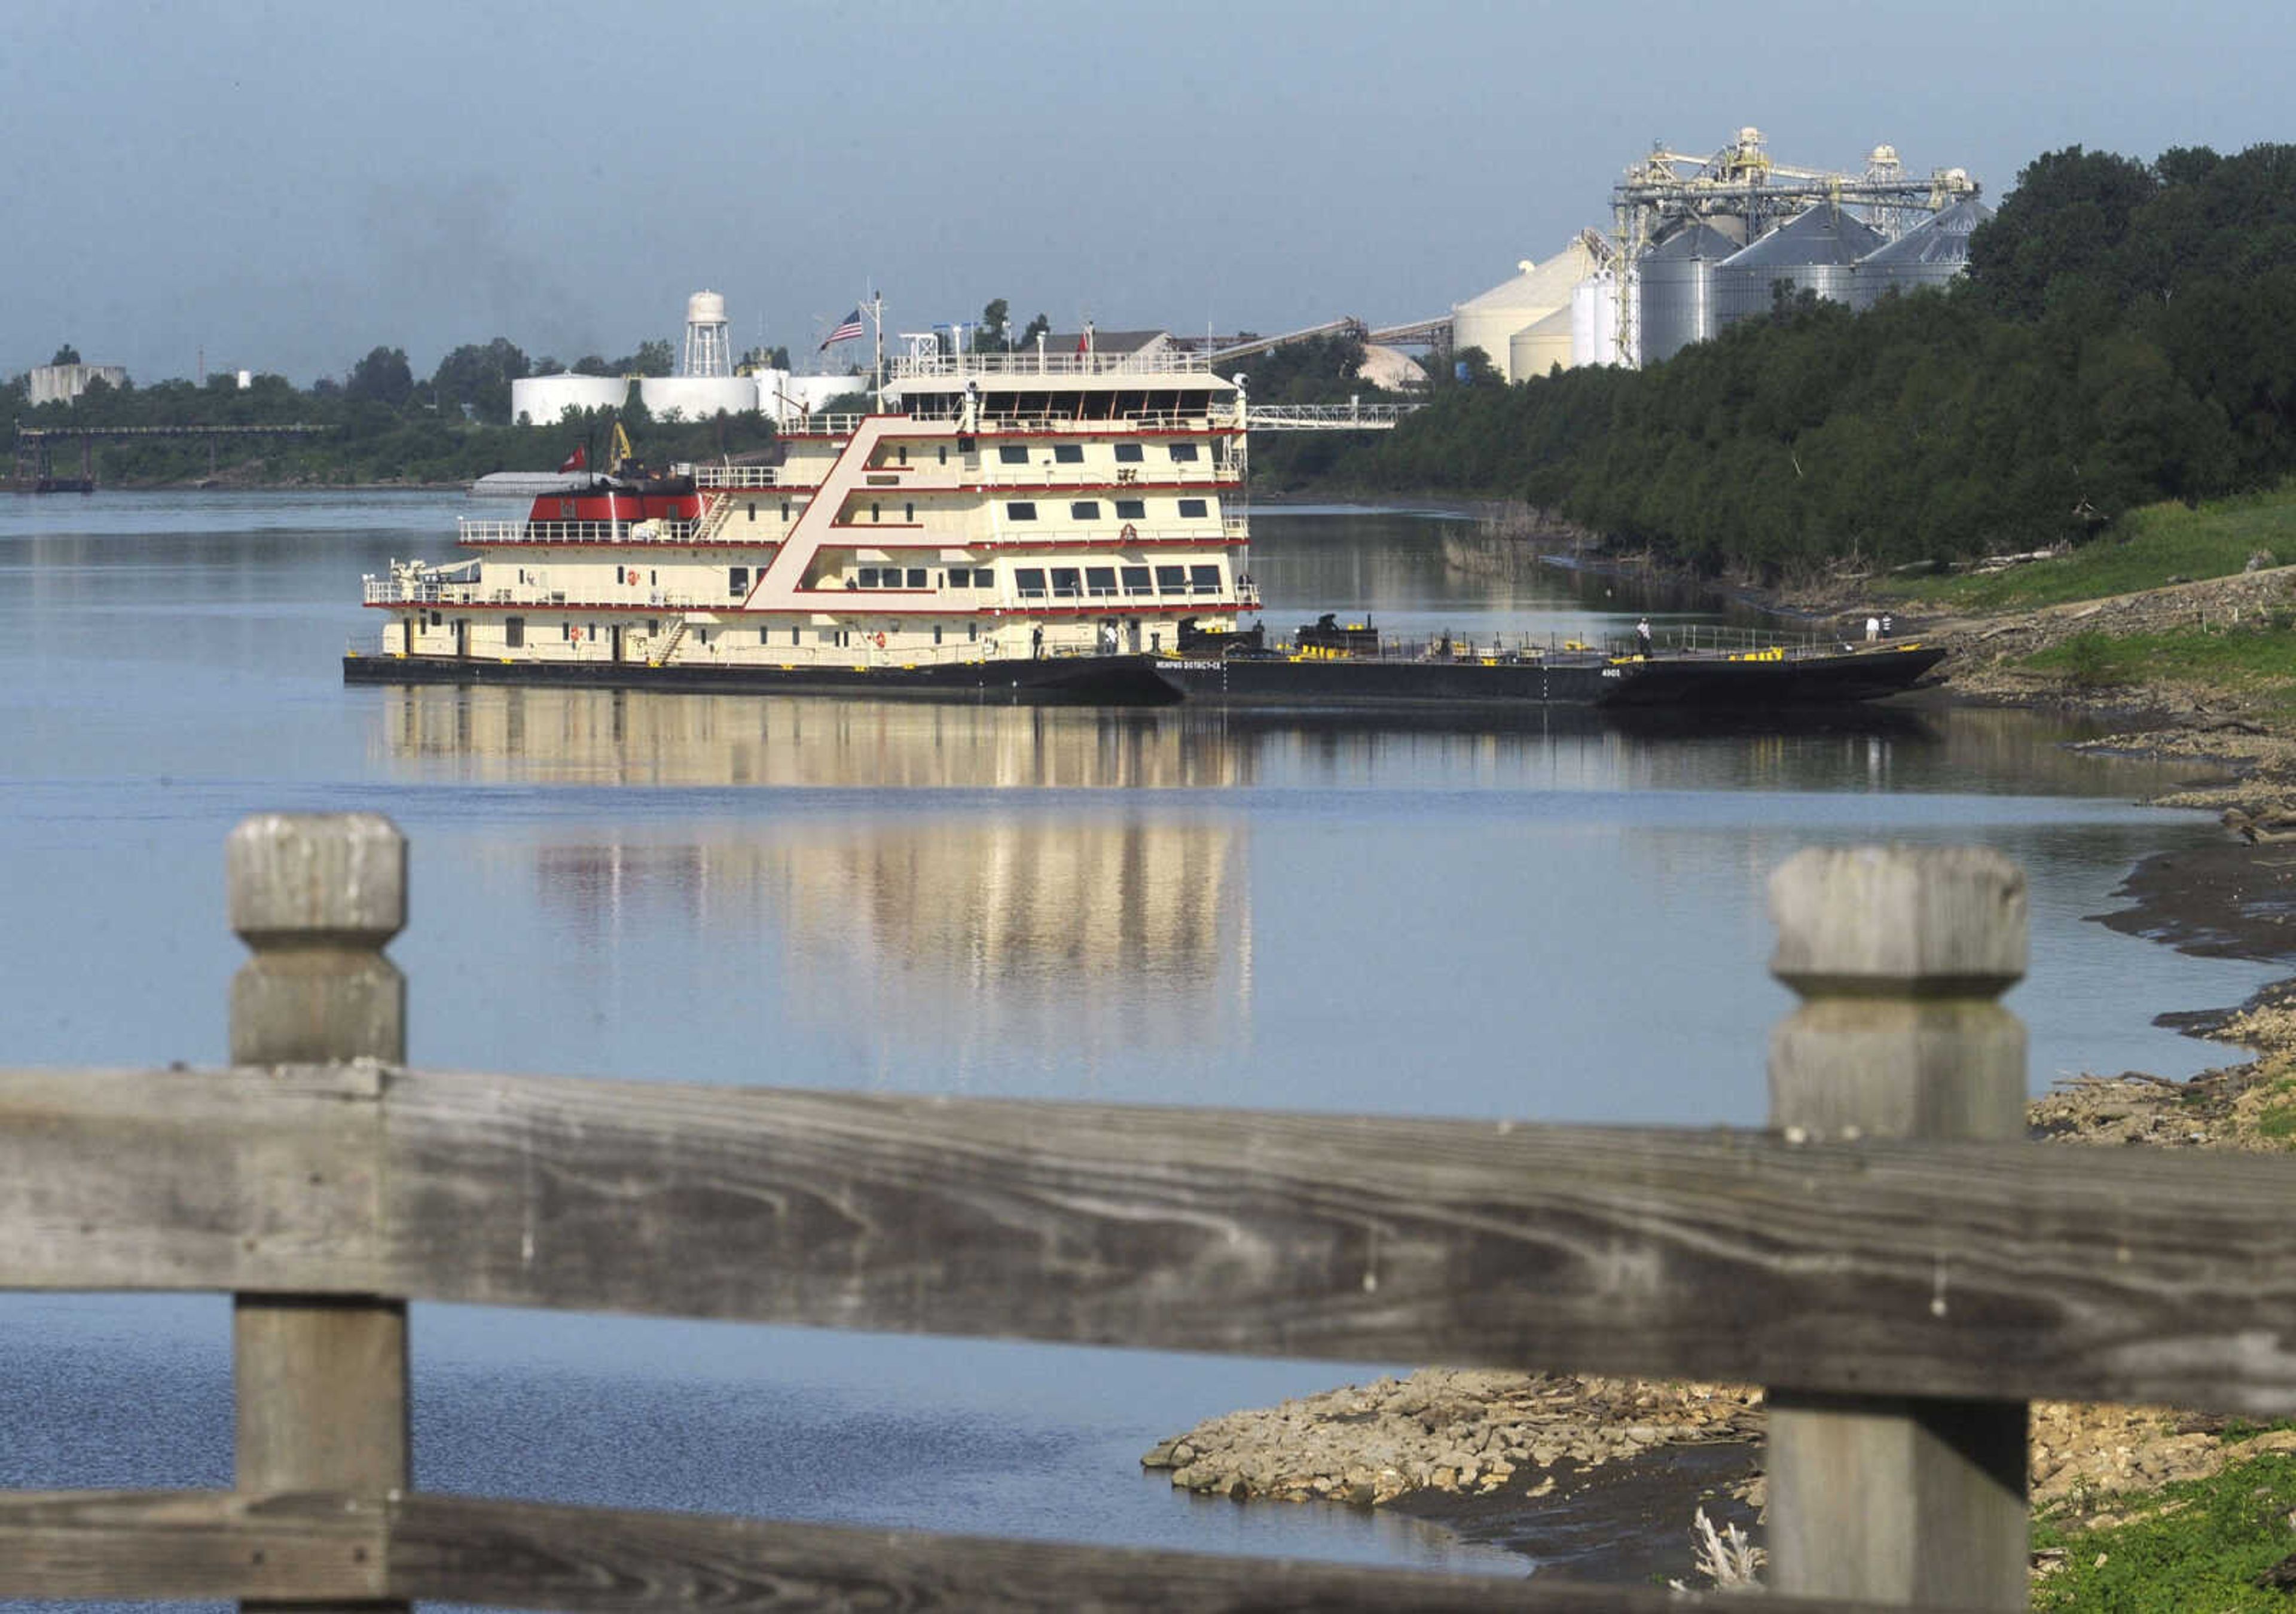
[689,465,787,489]
[775,412,869,437]
[892,350,1214,380]
[1244,402,1421,431]
[455,519,703,545]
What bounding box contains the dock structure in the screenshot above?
[9,423,331,491]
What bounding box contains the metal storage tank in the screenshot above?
[1712,205,1886,329]
[510,374,630,426]
[1570,272,1622,366]
[1634,222,1739,365]
[637,375,762,420]
[1852,197,1992,310]
[1509,306,1574,380]
[1451,239,1599,381]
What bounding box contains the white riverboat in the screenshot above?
[348,329,1253,702]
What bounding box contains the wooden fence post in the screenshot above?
[1763,845,2029,1607]
[227,812,408,1614]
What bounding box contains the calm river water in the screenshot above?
[0,492,2281,1594]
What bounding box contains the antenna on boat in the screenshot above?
[870,291,886,415]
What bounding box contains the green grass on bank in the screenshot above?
[2026,625,2296,707]
[1879,485,2296,612]
[2033,1447,2296,1611]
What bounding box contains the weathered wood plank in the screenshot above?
[225,810,413,1614]
[0,1490,1931,1613]
[0,1489,384,1600]
[9,1063,2296,1411]
[378,1068,2296,1412]
[1763,847,2029,1609]
[0,1063,381,1291]
[386,1491,1915,1613]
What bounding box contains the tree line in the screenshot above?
[3,336,781,485]
[1327,142,2296,578]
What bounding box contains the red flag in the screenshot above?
[1075,332,1088,354]
[558,443,587,473]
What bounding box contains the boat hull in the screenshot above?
[1152,644,1947,709]
[342,643,1944,710]
[341,652,1183,705]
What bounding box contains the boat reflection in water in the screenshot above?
[370,682,1943,793]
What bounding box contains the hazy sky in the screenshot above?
[7,0,2290,386]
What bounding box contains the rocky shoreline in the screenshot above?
[1141,592,2296,1585]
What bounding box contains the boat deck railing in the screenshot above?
[893,350,1216,380]
[1273,622,1881,663]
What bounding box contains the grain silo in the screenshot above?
[1509,306,1575,380]
[1570,271,1623,367]
[1451,238,1599,381]
[1852,197,1992,310]
[1711,205,1886,328]
[1633,221,1741,365]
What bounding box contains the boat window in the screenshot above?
[968,620,979,641]
[904,503,914,522]
[944,567,965,589]
[747,503,756,520]
[1050,567,1082,598]
[1113,443,1144,464]
[1115,499,1146,521]
[1155,565,1187,594]
[1177,498,1209,518]
[997,445,1028,464]
[505,618,524,648]
[1167,443,1200,463]
[897,447,908,465]
[728,567,749,595]
[1013,567,1048,600]
[938,445,947,464]
[1005,502,1037,521]
[858,567,880,588]
[905,567,927,589]
[1070,501,1100,521]
[871,502,881,522]
[1053,444,1085,464]
[1121,566,1153,596]
[1085,567,1118,597]
[779,502,789,520]
[1190,564,1222,595]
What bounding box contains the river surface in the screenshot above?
[1,492,2282,1597]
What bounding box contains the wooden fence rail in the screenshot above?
[3,814,2291,1611]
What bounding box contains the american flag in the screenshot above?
[819,308,865,349]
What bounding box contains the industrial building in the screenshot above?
[511,291,844,427]
[1447,129,1987,374]
[28,362,129,406]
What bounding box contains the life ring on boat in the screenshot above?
[1119,522,1138,542]
[874,631,887,648]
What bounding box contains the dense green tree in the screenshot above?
[430,337,529,424]
[50,344,80,366]
[344,346,414,408]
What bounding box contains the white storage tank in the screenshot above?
[1451,238,1599,381]
[1509,306,1574,381]
[511,374,630,426]
[636,375,761,420]
[1570,273,1622,368]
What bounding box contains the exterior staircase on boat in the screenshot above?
[649,618,689,667]
[691,491,737,545]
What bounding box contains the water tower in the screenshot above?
[681,291,731,378]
